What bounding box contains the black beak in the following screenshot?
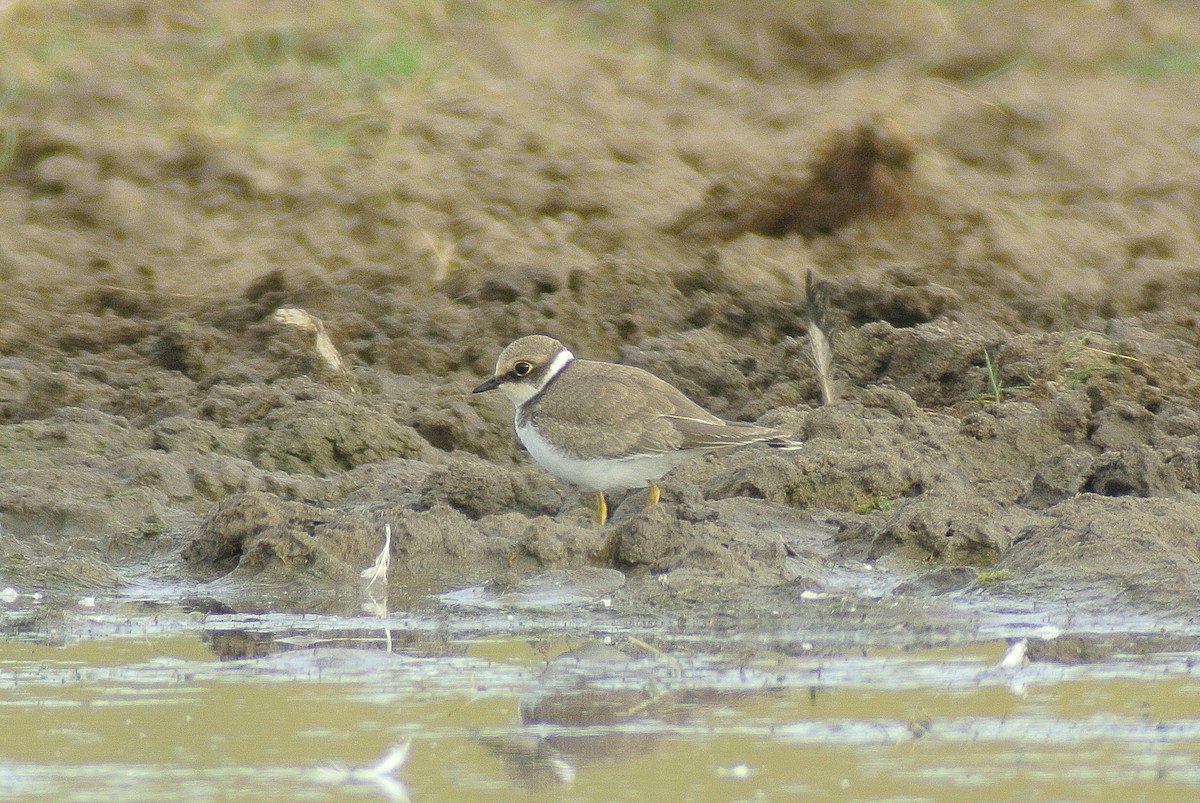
[473,375,502,394]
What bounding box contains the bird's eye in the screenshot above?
[513,361,533,377]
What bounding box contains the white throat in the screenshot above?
[501,347,574,407]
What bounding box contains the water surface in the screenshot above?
[2,590,1198,801]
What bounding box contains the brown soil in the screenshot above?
[2,1,1200,619]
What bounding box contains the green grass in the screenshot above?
[971,347,1028,405]
[852,497,892,515]
[341,33,426,84]
[0,2,448,156]
[982,348,1003,404]
[135,519,169,537]
[1056,330,1136,387]
[1117,41,1200,78]
[973,330,1137,403]
[0,0,725,161]
[975,569,1010,586]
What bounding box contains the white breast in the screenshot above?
[516,420,696,493]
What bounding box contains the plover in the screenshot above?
[473,335,800,525]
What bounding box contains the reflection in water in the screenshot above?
[312,739,411,802]
[3,597,1200,799]
[481,735,579,788]
[484,640,662,790]
[1,740,414,802]
[204,629,277,660]
[201,625,471,661]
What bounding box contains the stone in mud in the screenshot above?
[416,453,565,519]
[329,457,439,509]
[1163,440,1200,493]
[0,406,168,537]
[182,491,378,584]
[514,515,609,568]
[1089,399,1154,451]
[829,277,961,330]
[994,494,1200,616]
[608,500,804,587]
[839,320,1007,405]
[1018,445,1094,509]
[0,408,148,468]
[388,380,515,458]
[151,415,240,455]
[185,491,593,593]
[705,441,920,512]
[893,566,979,596]
[0,469,165,543]
[10,367,112,422]
[153,318,223,379]
[194,371,297,428]
[851,491,1017,564]
[1080,445,1181,498]
[619,329,763,417]
[247,398,438,475]
[386,506,525,582]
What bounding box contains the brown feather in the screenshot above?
[523,360,785,459]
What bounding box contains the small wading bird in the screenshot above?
[474,335,801,525]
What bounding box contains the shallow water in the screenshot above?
[2,590,1199,802]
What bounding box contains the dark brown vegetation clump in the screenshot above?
[667,121,916,241]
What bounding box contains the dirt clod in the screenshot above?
[667,122,916,241]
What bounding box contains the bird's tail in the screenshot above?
[764,433,804,451]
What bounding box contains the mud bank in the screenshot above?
[2,1,1199,621]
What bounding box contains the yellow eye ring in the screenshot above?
[513,361,533,377]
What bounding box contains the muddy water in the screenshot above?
[3,592,1199,801]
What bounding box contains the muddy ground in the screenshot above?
[2,1,1200,620]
